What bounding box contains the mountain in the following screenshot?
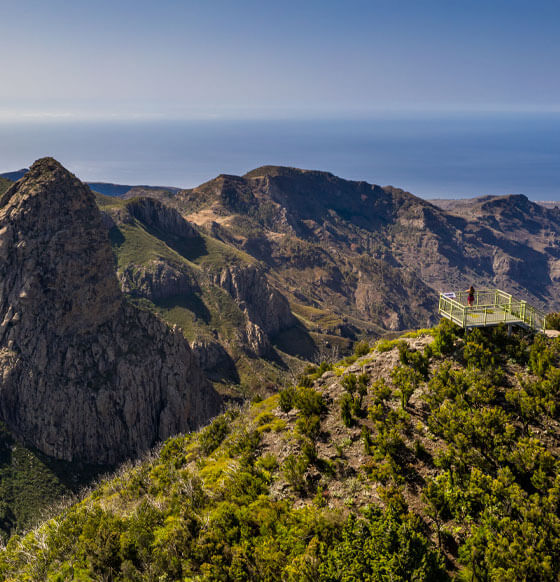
[88,182,181,198]
[0,169,28,182]
[2,322,560,580]
[0,158,220,466]
[171,166,560,318]
[92,164,560,394]
[98,193,307,396]
[0,168,179,200]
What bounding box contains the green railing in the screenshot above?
[438,289,547,332]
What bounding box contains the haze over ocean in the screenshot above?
[1,113,560,200]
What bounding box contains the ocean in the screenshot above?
[1,113,560,200]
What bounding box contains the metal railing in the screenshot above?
[438,289,547,332]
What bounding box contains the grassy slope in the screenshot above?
[3,323,560,580]
[103,199,304,393]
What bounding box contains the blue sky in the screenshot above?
[1,0,559,119]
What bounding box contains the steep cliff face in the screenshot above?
[0,158,220,464]
[119,260,197,301]
[211,265,297,337]
[120,197,199,239]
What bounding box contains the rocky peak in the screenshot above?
[0,158,220,464]
[0,157,122,335]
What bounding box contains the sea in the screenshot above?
[1,113,560,200]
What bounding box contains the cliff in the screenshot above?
[0,158,221,464]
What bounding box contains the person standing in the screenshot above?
[467,285,475,307]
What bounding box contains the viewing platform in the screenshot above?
[438,289,547,332]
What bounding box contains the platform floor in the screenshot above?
[443,307,529,329]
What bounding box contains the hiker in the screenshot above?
[467,285,475,307]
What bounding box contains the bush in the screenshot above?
[283,454,308,493]
[376,339,399,353]
[341,373,358,394]
[391,365,422,409]
[432,320,458,356]
[294,387,325,417]
[340,394,354,427]
[295,414,321,439]
[529,334,556,378]
[199,412,236,455]
[298,376,313,388]
[279,386,297,413]
[546,312,560,331]
[354,340,370,357]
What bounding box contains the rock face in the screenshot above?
[211,265,297,337]
[124,197,198,239]
[210,264,298,356]
[119,260,197,301]
[0,158,220,464]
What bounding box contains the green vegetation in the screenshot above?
[0,423,106,543]
[6,322,560,580]
[0,177,13,196]
[546,312,560,331]
[106,212,293,391]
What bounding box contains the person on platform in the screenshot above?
[467,285,475,307]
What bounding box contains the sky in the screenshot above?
[1,0,560,120]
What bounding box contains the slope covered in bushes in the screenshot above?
[2,322,560,581]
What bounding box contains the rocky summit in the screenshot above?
[0,158,220,464]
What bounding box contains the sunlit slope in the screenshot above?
[4,322,560,580]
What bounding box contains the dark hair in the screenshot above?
[469,286,475,293]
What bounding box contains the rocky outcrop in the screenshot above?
[0,158,220,464]
[211,265,296,337]
[113,196,198,239]
[242,320,270,356]
[189,337,238,380]
[119,260,197,301]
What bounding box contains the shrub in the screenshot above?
[294,387,325,417]
[340,394,354,427]
[354,340,370,357]
[376,339,398,353]
[279,386,297,413]
[391,365,422,409]
[546,312,560,331]
[298,376,313,388]
[529,335,556,378]
[341,373,358,394]
[283,454,308,492]
[432,319,458,356]
[199,413,236,455]
[295,414,321,439]
[357,373,369,396]
[463,340,494,370]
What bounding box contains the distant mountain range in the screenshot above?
[0,168,180,197]
[4,162,560,397]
